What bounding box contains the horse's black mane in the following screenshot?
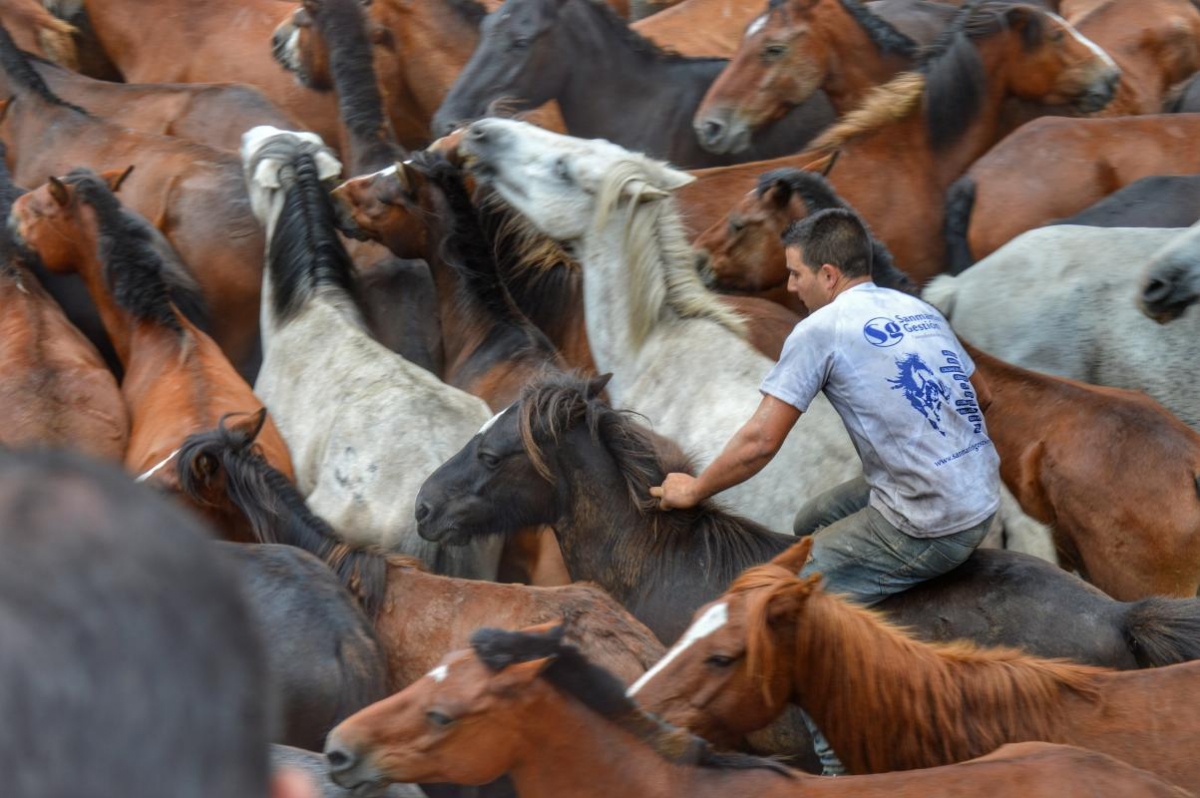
[917,0,1044,151]
[175,413,389,620]
[411,151,560,367]
[0,21,88,115]
[64,171,183,333]
[755,168,918,295]
[568,0,725,65]
[471,626,793,777]
[61,169,210,333]
[447,0,490,26]
[312,0,405,171]
[518,373,793,584]
[256,138,361,323]
[765,0,917,57]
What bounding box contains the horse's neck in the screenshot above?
[505,687,716,798]
[5,97,87,161]
[426,252,490,381]
[578,205,669,375]
[382,0,482,125]
[819,3,913,113]
[553,439,651,605]
[554,3,715,137]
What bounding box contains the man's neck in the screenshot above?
[831,276,874,302]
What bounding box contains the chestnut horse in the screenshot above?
[0,28,267,377]
[9,170,294,539]
[0,200,126,461]
[633,538,1200,791]
[696,167,917,313]
[681,2,1119,283]
[0,50,301,152]
[416,372,1200,668]
[945,114,1200,271]
[432,0,834,167]
[968,342,1200,600]
[173,416,666,690]
[323,625,1190,798]
[692,0,927,153]
[58,0,342,147]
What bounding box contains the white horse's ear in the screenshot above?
[252,159,282,190]
[315,150,343,182]
[623,179,669,202]
[656,165,696,191]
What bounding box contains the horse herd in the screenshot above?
[5,0,1200,794]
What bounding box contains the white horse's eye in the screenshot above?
[554,158,572,183]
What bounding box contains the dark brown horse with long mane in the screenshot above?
[9,171,294,538]
[0,26,267,377]
[633,538,1200,791]
[680,1,1119,283]
[322,625,1190,798]
[415,372,1200,667]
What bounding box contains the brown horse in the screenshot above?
[0,219,127,462]
[693,0,925,153]
[0,30,267,377]
[0,49,301,153]
[59,0,342,147]
[695,166,918,312]
[173,417,666,689]
[9,170,294,539]
[681,1,1120,283]
[946,114,1200,270]
[323,625,1190,798]
[968,342,1200,599]
[633,538,1200,791]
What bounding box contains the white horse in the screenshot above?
[924,222,1200,429]
[242,126,502,579]
[459,118,860,534]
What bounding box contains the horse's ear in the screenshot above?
[655,165,697,192]
[315,149,343,183]
[585,373,613,400]
[369,23,393,48]
[819,149,840,178]
[399,160,423,195]
[767,576,820,625]
[302,0,321,14]
[0,98,11,125]
[47,176,69,207]
[771,537,814,573]
[762,178,793,210]
[489,656,553,697]
[252,158,283,190]
[225,407,269,443]
[190,451,219,484]
[100,165,134,193]
[1005,5,1044,48]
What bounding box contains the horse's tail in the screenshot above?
[175,411,387,619]
[921,274,960,320]
[1122,595,1200,667]
[943,176,977,275]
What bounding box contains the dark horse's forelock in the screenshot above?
[469,626,793,777]
[447,0,489,26]
[65,171,183,334]
[258,140,360,323]
[175,414,389,619]
[918,0,1045,152]
[0,20,88,115]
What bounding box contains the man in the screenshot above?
[651,209,1000,773]
[0,448,317,798]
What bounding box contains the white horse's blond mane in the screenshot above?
[592,158,747,349]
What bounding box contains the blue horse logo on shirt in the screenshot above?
[888,353,952,435]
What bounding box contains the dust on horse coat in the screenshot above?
[243,127,501,579]
[459,118,861,534]
[924,223,1200,429]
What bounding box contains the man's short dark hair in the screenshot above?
[781,208,873,279]
[0,449,270,798]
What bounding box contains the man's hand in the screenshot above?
[650,473,704,510]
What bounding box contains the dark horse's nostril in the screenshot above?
[415,501,432,523]
[325,746,355,773]
[700,119,725,144]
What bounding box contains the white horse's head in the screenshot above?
[458,118,694,244]
[241,126,342,231]
[1139,220,1200,324]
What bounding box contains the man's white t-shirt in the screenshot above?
[761,283,1000,538]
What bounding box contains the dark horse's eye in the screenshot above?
[729,218,745,235]
[511,36,530,50]
[705,654,737,668]
[426,710,455,728]
[480,452,501,469]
